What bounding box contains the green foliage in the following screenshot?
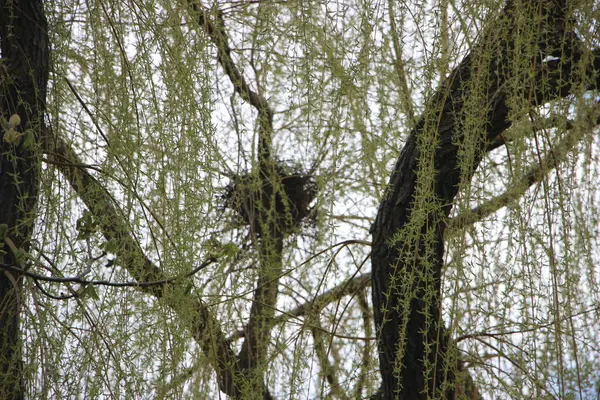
[5,0,599,399]
[0,224,7,242]
[78,284,100,301]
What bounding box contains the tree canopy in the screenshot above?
[0,0,599,399]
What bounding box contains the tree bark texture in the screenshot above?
[0,0,49,398]
[370,1,599,399]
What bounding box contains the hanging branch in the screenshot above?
[43,130,250,398]
[449,106,600,231]
[0,257,216,289]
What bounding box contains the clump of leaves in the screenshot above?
[223,161,318,236]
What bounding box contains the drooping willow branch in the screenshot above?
[42,129,249,398]
[449,105,600,231]
[370,1,600,398]
[188,0,274,162]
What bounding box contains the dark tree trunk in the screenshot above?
[0,0,49,398]
[370,1,597,399]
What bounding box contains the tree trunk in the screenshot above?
[370,1,596,398]
[0,0,49,398]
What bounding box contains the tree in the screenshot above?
[371,1,600,398]
[0,0,49,398]
[0,0,599,399]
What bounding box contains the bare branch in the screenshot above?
[0,257,216,289]
[229,270,371,341]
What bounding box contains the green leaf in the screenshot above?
[20,130,35,150]
[221,242,239,258]
[80,284,99,301]
[101,239,119,254]
[183,282,193,295]
[76,211,96,240]
[3,128,22,145]
[8,114,21,126]
[0,224,7,242]
[14,248,28,266]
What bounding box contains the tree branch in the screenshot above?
[311,318,351,400]
[229,253,371,342]
[186,5,285,397]
[0,0,49,397]
[42,129,247,398]
[0,256,216,289]
[450,104,600,231]
[370,1,600,398]
[188,1,274,161]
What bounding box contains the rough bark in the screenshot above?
[0,0,49,398]
[370,1,598,399]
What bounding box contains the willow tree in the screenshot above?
[1,0,599,399]
[0,0,49,398]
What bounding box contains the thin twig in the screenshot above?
[0,257,216,288]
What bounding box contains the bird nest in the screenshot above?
[223,162,317,236]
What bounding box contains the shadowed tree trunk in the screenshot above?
[370,1,599,399]
[0,0,49,398]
